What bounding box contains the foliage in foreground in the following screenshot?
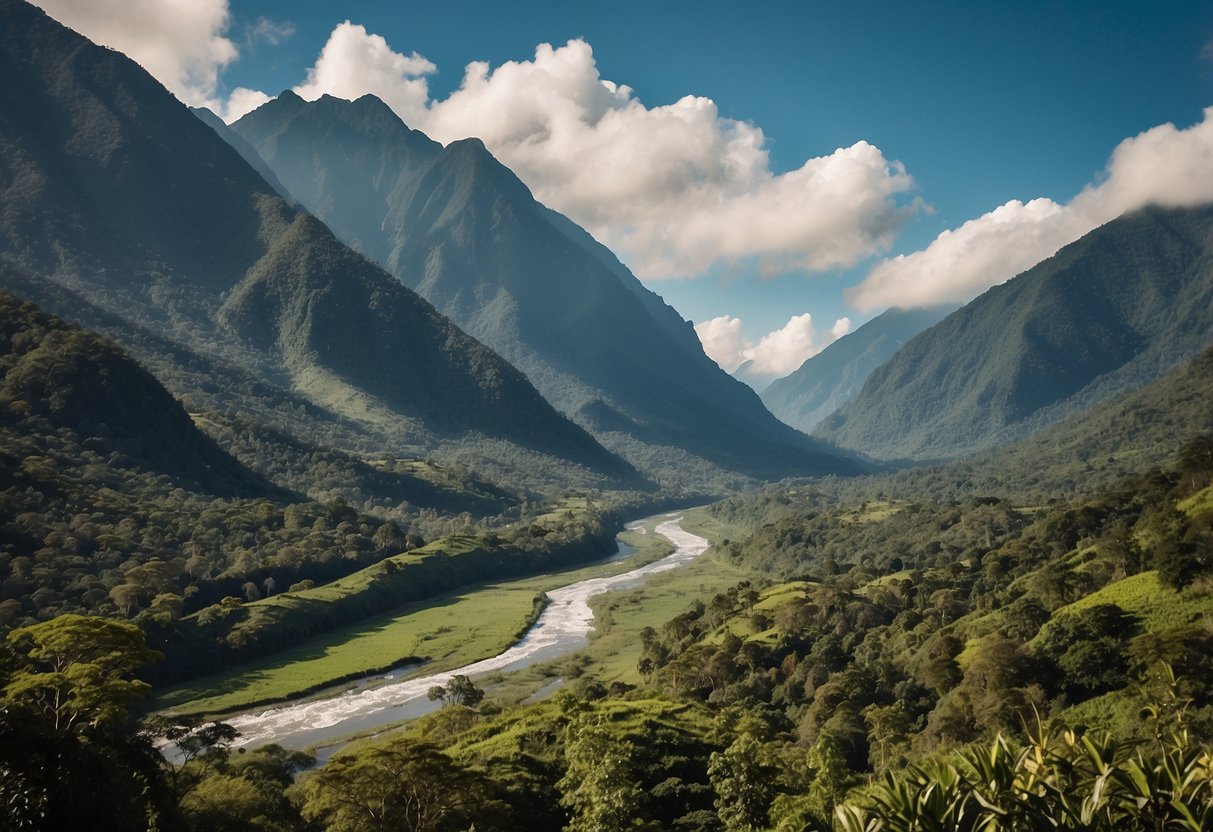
[839,724,1213,832]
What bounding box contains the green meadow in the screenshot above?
[155,517,677,715]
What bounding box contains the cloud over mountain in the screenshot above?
[30,3,917,284]
[284,27,917,282]
[696,313,850,376]
[31,0,280,121]
[293,21,435,124]
[849,108,1213,311]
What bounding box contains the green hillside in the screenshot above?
[817,204,1213,461]
[822,344,1213,504]
[0,0,636,494]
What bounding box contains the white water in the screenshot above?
[221,514,708,752]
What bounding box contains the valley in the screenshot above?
[2,1,1213,830]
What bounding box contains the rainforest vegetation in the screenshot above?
[4,438,1212,830]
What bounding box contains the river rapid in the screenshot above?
[220,513,710,754]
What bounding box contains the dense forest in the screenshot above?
[3,438,1212,830]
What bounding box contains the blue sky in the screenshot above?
[34,0,1213,379]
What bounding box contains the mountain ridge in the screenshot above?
[815,203,1213,461]
[228,92,860,484]
[762,306,954,433]
[0,0,637,489]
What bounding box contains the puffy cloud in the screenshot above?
[848,198,1087,311]
[694,316,749,373]
[288,30,918,279]
[222,87,273,122]
[33,0,238,112]
[849,108,1213,311]
[293,22,435,126]
[695,313,851,376]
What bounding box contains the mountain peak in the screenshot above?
[448,136,489,152]
[220,88,864,485]
[352,92,397,115]
[815,203,1213,460]
[0,0,637,488]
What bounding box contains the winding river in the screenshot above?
[221,513,709,753]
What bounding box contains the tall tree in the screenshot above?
[3,613,160,732]
[302,738,502,832]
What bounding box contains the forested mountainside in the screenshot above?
[0,0,638,495]
[816,204,1213,461]
[812,343,1213,505]
[190,106,295,202]
[762,306,952,433]
[222,92,860,485]
[0,288,417,626]
[0,288,629,691]
[0,291,269,499]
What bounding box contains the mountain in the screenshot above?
[191,106,294,202]
[730,360,773,391]
[825,343,1213,504]
[815,204,1213,461]
[226,92,860,485]
[0,287,269,497]
[963,342,1213,497]
[0,0,633,489]
[762,306,952,433]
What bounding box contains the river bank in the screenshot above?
[216,514,709,753]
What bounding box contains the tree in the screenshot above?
[709,732,780,832]
[425,674,484,708]
[1178,434,1213,494]
[303,738,502,832]
[145,715,240,804]
[178,743,313,832]
[559,716,652,832]
[3,614,160,732]
[802,733,854,827]
[0,704,180,832]
[862,702,910,772]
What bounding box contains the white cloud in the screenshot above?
[695,313,851,377]
[222,87,273,122]
[246,17,295,48]
[293,22,435,126]
[33,10,918,282]
[287,31,918,280]
[849,108,1213,311]
[33,0,238,112]
[695,316,749,373]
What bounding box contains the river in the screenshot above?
[220,513,709,755]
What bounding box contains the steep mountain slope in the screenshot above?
[816,204,1213,461]
[825,344,1213,504]
[762,306,952,432]
[191,106,294,202]
[0,288,268,497]
[968,342,1213,495]
[0,0,631,487]
[228,93,859,484]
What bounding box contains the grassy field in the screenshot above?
[155,521,675,715]
[459,508,750,701]
[443,695,718,765]
[576,550,749,683]
[1052,570,1213,632]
